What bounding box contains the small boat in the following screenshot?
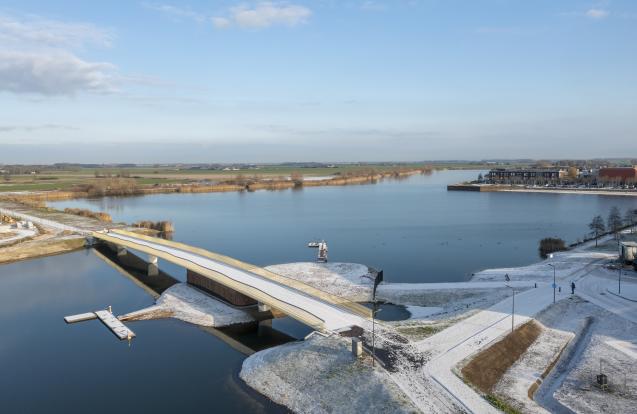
[307,241,320,248]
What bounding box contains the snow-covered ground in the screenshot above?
[0,224,37,245]
[265,262,375,302]
[239,334,419,414]
[121,283,255,327]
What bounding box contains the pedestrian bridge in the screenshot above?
[92,229,372,332]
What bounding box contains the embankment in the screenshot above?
[0,236,86,264]
[448,183,637,197]
[1,168,431,204]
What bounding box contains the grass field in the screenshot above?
[0,162,503,193]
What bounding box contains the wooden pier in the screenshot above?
[64,309,136,341]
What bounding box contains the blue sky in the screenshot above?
[0,0,635,163]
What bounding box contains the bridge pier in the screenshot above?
[148,255,158,276]
[258,319,273,336]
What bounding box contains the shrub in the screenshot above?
[539,237,567,258]
[133,220,174,233]
[63,208,112,222]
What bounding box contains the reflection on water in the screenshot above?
[0,251,288,413]
[51,170,637,283]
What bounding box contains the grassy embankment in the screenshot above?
[460,320,543,414]
[0,164,437,203]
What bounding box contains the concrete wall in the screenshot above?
[187,269,257,307]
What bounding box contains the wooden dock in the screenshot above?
[64,312,97,324]
[64,309,136,341]
[95,310,136,340]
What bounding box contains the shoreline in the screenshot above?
[448,183,637,197]
[0,167,431,205]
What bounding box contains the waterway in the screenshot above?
[50,169,637,283]
[1,169,636,413]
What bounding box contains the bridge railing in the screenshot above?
[106,229,373,319]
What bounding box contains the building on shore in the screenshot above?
[598,167,637,184]
[486,168,569,185]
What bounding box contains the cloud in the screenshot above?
[216,2,312,29]
[0,14,112,48]
[0,14,119,96]
[145,2,312,30]
[142,3,206,23]
[0,51,116,95]
[586,8,609,19]
[0,124,78,133]
[211,16,232,29]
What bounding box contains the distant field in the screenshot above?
[0,162,495,193]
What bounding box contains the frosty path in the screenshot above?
[577,272,637,323]
[418,256,605,413]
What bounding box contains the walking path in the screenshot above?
[417,256,607,413]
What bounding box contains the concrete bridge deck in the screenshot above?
[93,229,371,332]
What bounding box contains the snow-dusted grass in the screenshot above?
[405,306,443,320]
[240,335,418,414]
[490,296,637,414]
[265,262,375,302]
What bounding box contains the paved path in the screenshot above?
[576,272,637,324]
[0,207,88,235]
[418,257,604,413]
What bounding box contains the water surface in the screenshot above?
[51,170,637,282]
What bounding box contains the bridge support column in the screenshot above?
[148,255,158,276]
[258,319,272,336]
[351,338,363,358]
[257,302,271,312]
[117,246,127,257]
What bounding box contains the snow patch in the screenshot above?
[405,306,443,320]
[122,283,255,327]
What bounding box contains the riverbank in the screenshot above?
[0,202,163,264]
[448,183,637,197]
[0,167,431,204]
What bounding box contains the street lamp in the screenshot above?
[371,300,382,367]
[505,284,515,332]
[548,253,556,303]
[618,265,622,295]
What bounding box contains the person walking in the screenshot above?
[571,281,575,295]
[505,273,510,282]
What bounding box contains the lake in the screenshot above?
[50,169,637,283]
[1,169,636,413]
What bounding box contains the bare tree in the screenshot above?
[625,209,637,233]
[589,215,606,247]
[608,206,623,239]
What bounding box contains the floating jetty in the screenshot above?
[64,308,136,341]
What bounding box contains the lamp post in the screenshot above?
[619,265,622,295]
[371,301,382,367]
[505,284,515,332]
[548,253,556,303]
[372,299,376,367]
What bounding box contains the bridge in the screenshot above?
[92,229,373,333]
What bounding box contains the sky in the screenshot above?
[0,0,635,163]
